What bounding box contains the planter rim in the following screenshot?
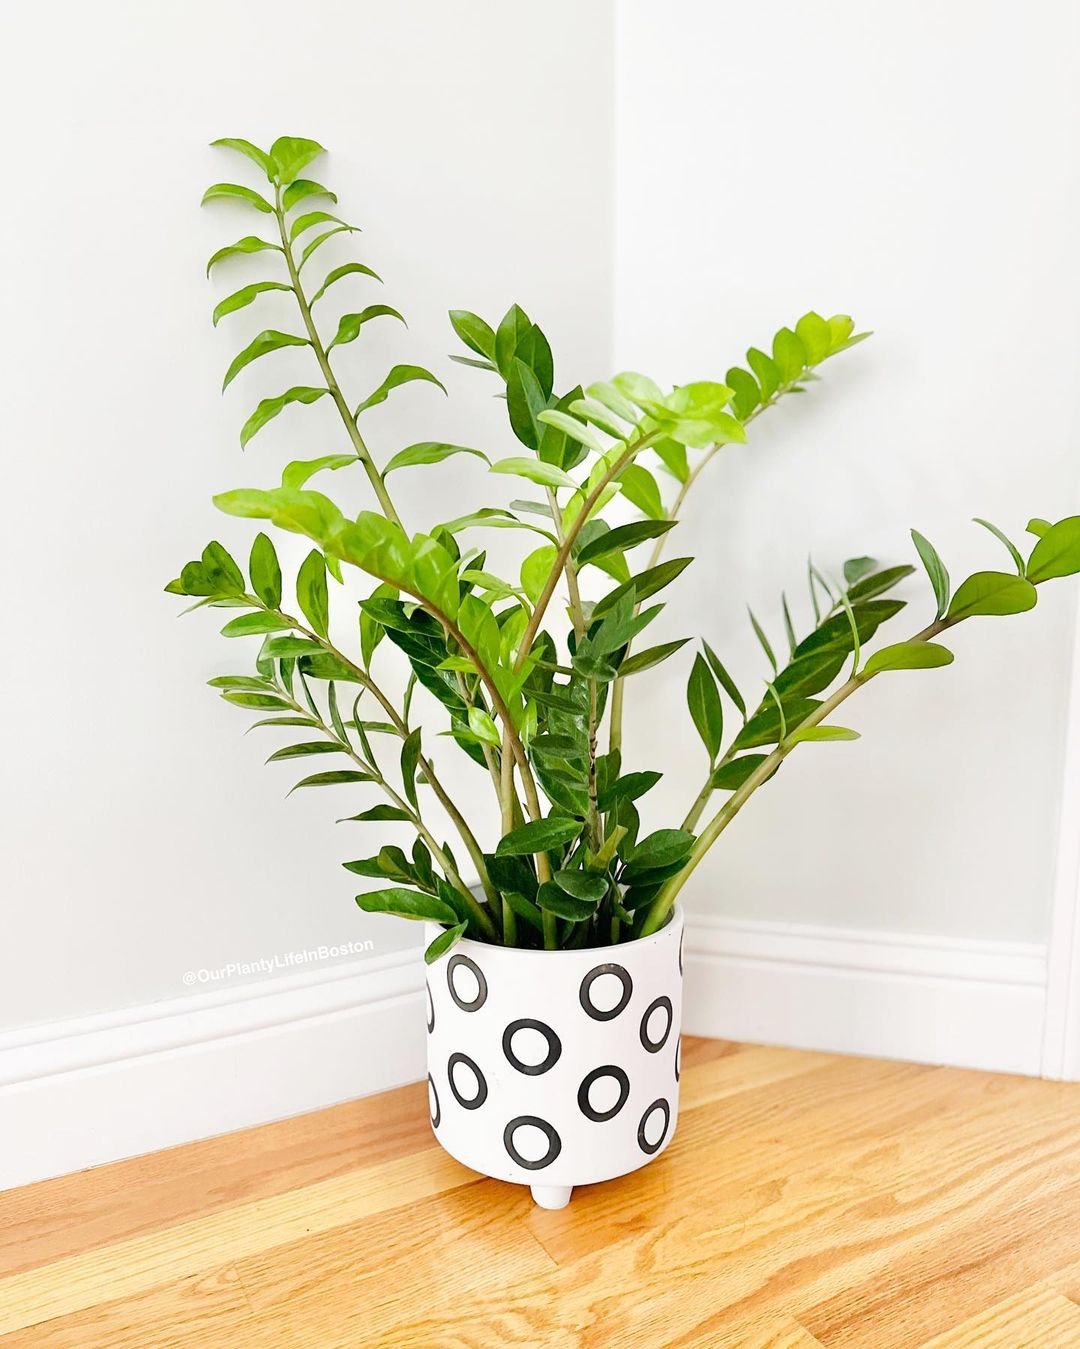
[428,903,682,962]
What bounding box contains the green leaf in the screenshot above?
[862,641,954,676]
[847,565,916,603]
[746,347,780,401]
[844,557,877,586]
[618,638,689,676]
[1027,516,1080,583]
[732,696,821,750]
[554,870,608,902]
[946,571,1037,619]
[210,138,275,178]
[536,410,605,453]
[593,557,694,617]
[206,235,280,276]
[309,262,382,306]
[222,329,308,390]
[239,386,327,448]
[506,358,548,450]
[355,365,446,416]
[496,817,582,857]
[221,611,291,637]
[466,707,500,747]
[520,545,558,603]
[619,464,665,520]
[577,519,675,567]
[269,136,326,185]
[265,742,342,762]
[597,771,662,810]
[382,441,487,476]
[449,309,497,361]
[1027,518,1052,539]
[504,890,544,931]
[711,754,769,791]
[490,457,577,491]
[627,828,694,873]
[424,921,468,964]
[283,179,337,210]
[748,607,777,672]
[726,367,761,420]
[795,311,832,364]
[289,210,349,241]
[973,518,1026,575]
[703,641,746,720]
[653,437,689,484]
[786,724,860,745]
[328,305,405,351]
[221,691,291,710]
[281,454,355,489]
[208,675,274,691]
[355,887,459,925]
[399,727,422,811]
[261,636,322,658]
[288,770,373,793]
[201,540,245,594]
[911,529,951,620]
[296,550,329,637]
[298,226,355,270]
[687,653,723,760]
[772,327,807,384]
[212,281,292,327]
[494,303,533,377]
[203,183,273,216]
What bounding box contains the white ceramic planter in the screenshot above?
[423,906,683,1208]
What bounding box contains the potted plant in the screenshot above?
[169,136,1080,1208]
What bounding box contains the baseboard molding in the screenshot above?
[682,913,1047,1077]
[0,945,426,1191]
[0,917,1049,1190]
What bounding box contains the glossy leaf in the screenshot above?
[296,550,329,637]
[328,305,405,351]
[202,182,272,213]
[206,235,279,276]
[266,742,342,762]
[490,457,577,491]
[711,754,769,791]
[288,770,373,793]
[495,817,582,857]
[356,365,446,416]
[283,178,337,210]
[383,441,487,475]
[626,828,694,873]
[298,226,355,270]
[946,571,1037,619]
[210,138,274,179]
[222,330,307,390]
[1027,516,1080,582]
[240,386,327,447]
[537,882,596,921]
[973,518,1025,575]
[862,641,954,676]
[401,728,422,810]
[536,410,605,453]
[289,210,349,241]
[748,607,777,672]
[244,534,283,604]
[424,921,468,963]
[687,653,723,760]
[281,455,355,489]
[554,870,608,902]
[309,262,382,306]
[911,529,951,620]
[787,724,859,744]
[619,464,665,520]
[703,641,746,720]
[618,638,689,677]
[577,519,675,566]
[220,612,291,637]
[269,136,326,185]
[355,887,459,924]
[213,281,292,327]
[449,309,497,361]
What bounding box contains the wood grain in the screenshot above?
[2,1038,1078,1347]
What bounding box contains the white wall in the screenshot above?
[615,0,1080,942]
[0,0,613,1030]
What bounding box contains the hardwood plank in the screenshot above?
[0,1264,253,1348]
[918,1283,1080,1347]
[0,1078,432,1277]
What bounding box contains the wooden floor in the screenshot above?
[3,1040,1080,1347]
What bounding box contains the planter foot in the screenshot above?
[530,1183,573,1209]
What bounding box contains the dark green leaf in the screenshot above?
[702,641,746,720]
[248,533,282,608]
[687,653,723,760]
[618,638,689,677]
[711,754,769,791]
[732,696,821,750]
[401,728,422,811]
[843,556,877,586]
[496,817,582,857]
[288,770,374,793]
[424,921,468,964]
[504,890,544,931]
[506,357,547,450]
[266,742,342,762]
[494,303,532,377]
[554,870,608,902]
[449,309,497,361]
[598,771,662,810]
[577,519,675,566]
[847,565,916,602]
[355,887,459,924]
[627,828,694,873]
[341,804,413,822]
[221,691,291,710]
[748,607,777,672]
[536,881,596,921]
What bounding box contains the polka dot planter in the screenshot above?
[423,906,683,1209]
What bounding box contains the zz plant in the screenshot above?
[169,135,1080,962]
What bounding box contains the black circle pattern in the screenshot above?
[425,981,434,1033]
[503,1019,562,1076]
[503,1116,562,1170]
[447,1052,488,1110]
[639,995,673,1053]
[427,1073,441,1129]
[579,963,633,1021]
[447,954,488,1012]
[577,1065,630,1122]
[637,1098,671,1155]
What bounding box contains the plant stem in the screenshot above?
[273,190,404,529]
[638,615,956,936]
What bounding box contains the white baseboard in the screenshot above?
[0,946,426,1192]
[682,913,1047,1077]
[0,917,1049,1191]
